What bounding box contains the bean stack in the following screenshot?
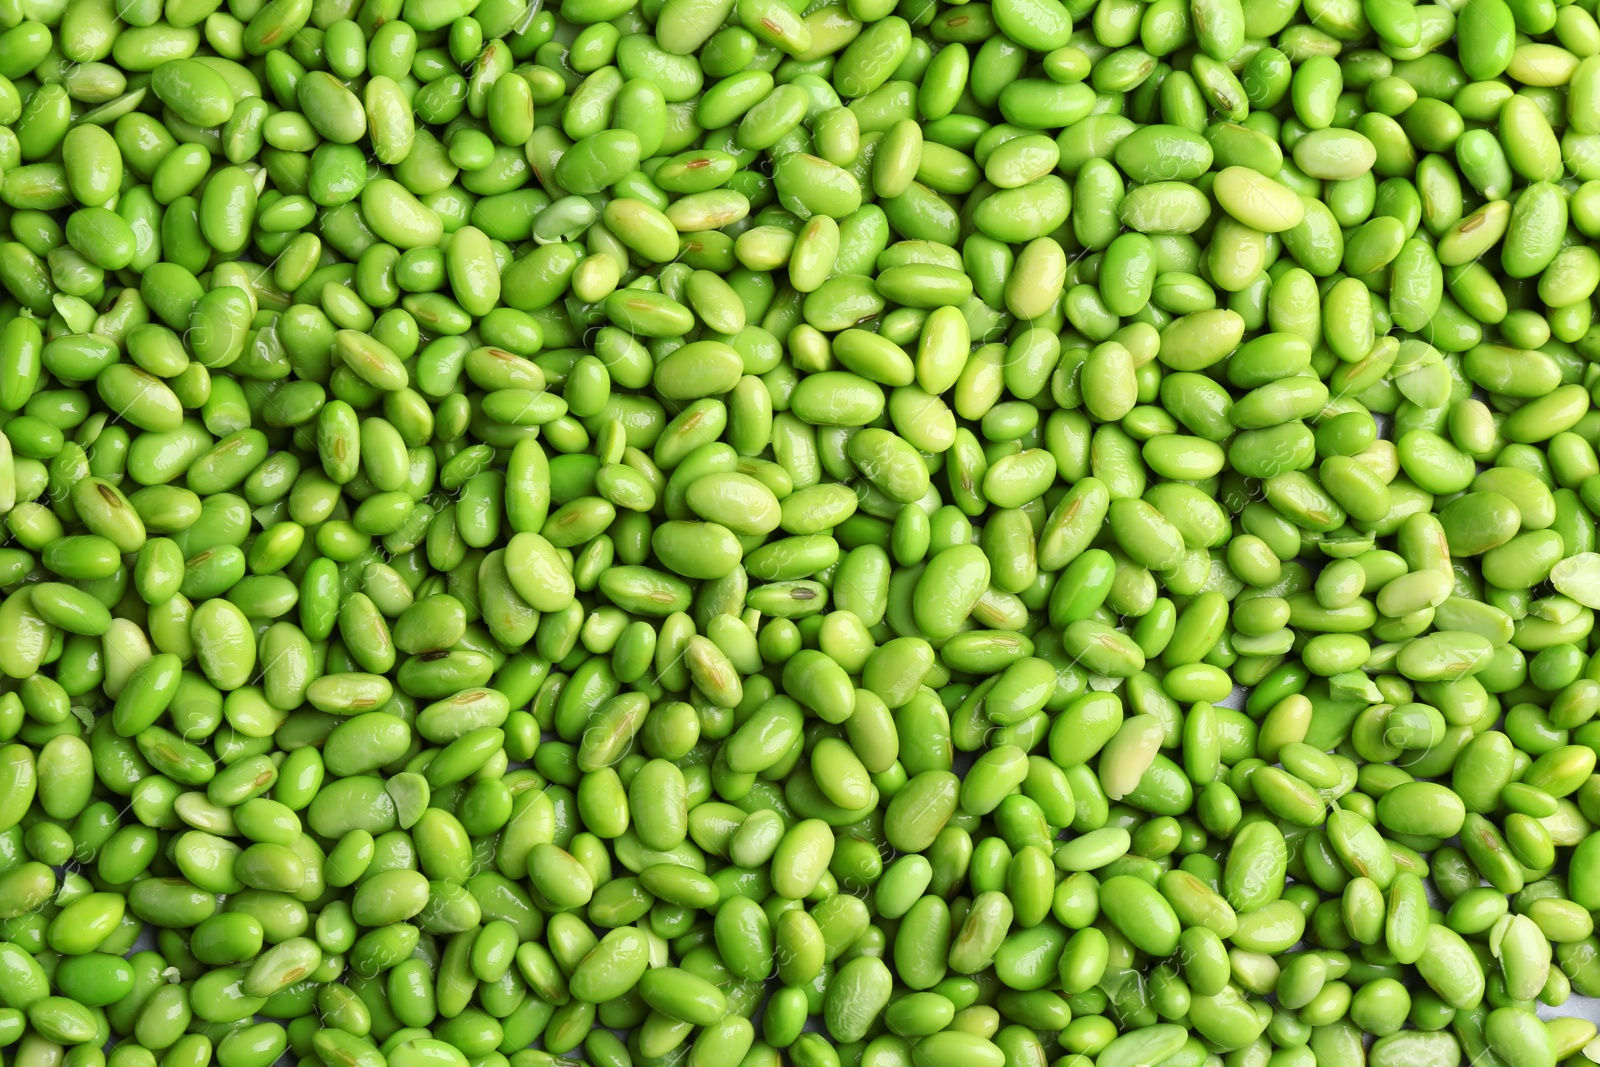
[0,2,1596,1067]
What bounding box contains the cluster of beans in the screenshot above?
[6,0,1600,1065]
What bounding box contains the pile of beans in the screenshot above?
[3,0,1600,1067]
